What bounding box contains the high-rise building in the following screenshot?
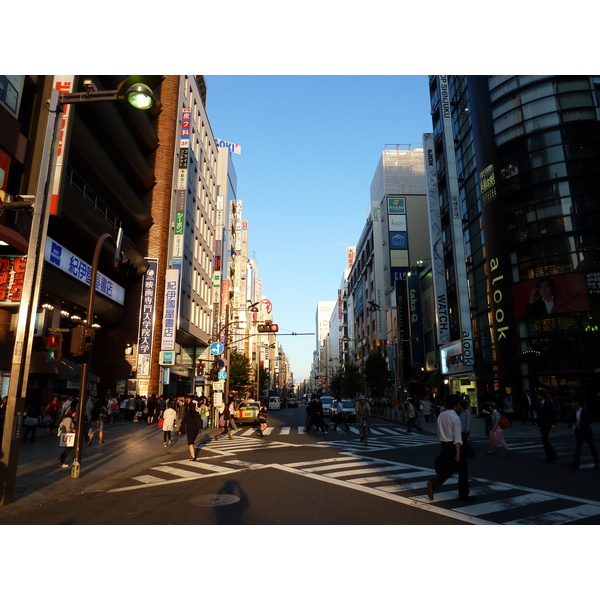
[346,145,429,394]
[428,75,600,413]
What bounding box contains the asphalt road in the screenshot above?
[1,405,599,525]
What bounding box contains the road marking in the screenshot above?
[504,504,600,525]
[280,427,291,435]
[453,492,550,516]
[132,475,165,484]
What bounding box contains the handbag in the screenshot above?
[24,416,39,426]
[499,415,510,429]
[157,418,164,429]
[218,415,226,427]
[59,432,75,447]
[489,429,503,446]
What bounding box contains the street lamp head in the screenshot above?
[125,83,155,110]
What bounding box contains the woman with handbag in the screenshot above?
[161,401,177,448]
[487,402,510,456]
[57,409,76,468]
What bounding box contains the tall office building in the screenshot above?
[428,75,600,412]
[346,146,429,393]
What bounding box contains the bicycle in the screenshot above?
[358,417,370,444]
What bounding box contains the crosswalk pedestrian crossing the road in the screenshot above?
[109,443,600,524]
[281,455,600,525]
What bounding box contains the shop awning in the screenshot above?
[28,351,99,382]
[0,224,28,253]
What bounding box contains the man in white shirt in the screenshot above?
[427,395,471,501]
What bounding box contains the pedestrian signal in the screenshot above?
[45,332,63,362]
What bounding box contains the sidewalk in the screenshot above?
[0,419,215,517]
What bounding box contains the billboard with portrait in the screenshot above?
[512,273,590,319]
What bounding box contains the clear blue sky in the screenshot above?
[204,76,434,382]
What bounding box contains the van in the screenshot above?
[268,396,281,410]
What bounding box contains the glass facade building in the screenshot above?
[429,75,600,414]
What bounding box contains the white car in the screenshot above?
[319,395,335,416]
[268,397,281,410]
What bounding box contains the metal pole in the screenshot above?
[0,90,62,506]
[70,233,112,479]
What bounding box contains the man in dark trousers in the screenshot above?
[427,395,471,501]
[571,397,599,469]
[536,391,557,462]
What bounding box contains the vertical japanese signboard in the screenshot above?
[161,269,180,352]
[136,258,158,378]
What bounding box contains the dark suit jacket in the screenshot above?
[537,399,556,428]
[574,407,593,435]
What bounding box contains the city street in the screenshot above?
[1,406,599,525]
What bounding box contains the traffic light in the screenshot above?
[114,252,137,278]
[45,332,63,362]
[69,324,94,357]
[257,323,279,333]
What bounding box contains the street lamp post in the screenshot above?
[0,78,156,504]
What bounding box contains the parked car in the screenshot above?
[234,402,260,425]
[329,398,357,423]
[268,396,281,410]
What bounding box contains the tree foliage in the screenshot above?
[364,352,390,398]
[341,362,363,398]
[228,349,252,397]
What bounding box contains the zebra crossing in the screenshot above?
[281,455,600,525]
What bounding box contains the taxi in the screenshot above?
[234,401,260,425]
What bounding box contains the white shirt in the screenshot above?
[436,409,462,444]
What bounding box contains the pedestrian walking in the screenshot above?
[522,389,535,425]
[199,397,209,429]
[43,394,61,433]
[214,403,232,440]
[57,409,76,468]
[22,400,40,442]
[536,391,557,462]
[332,398,350,432]
[87,399,106,446]
[406,398,422,433]
[257,405,268,436]
[180,403,202,460]
[146,394,158,425]
[426,395,471,501]
[570,397,599,469]
[503,389,515,425]
[422,396,434,423]
[304,395,318,432]
[486,402,510,456]
[459,400,475,458]
[161,400,177,447]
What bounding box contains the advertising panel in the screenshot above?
[50,76,76,215]
[387,197,406,214]
[161,269,180,352]
[423,132,450,345]
[512,273,590,318]
[136,258,159,378]
[0,255,26,303]
[389,231,408,250]
[388,215,407,231]
[44,237,125,305]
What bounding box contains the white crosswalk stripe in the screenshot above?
[282,456,600,525]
